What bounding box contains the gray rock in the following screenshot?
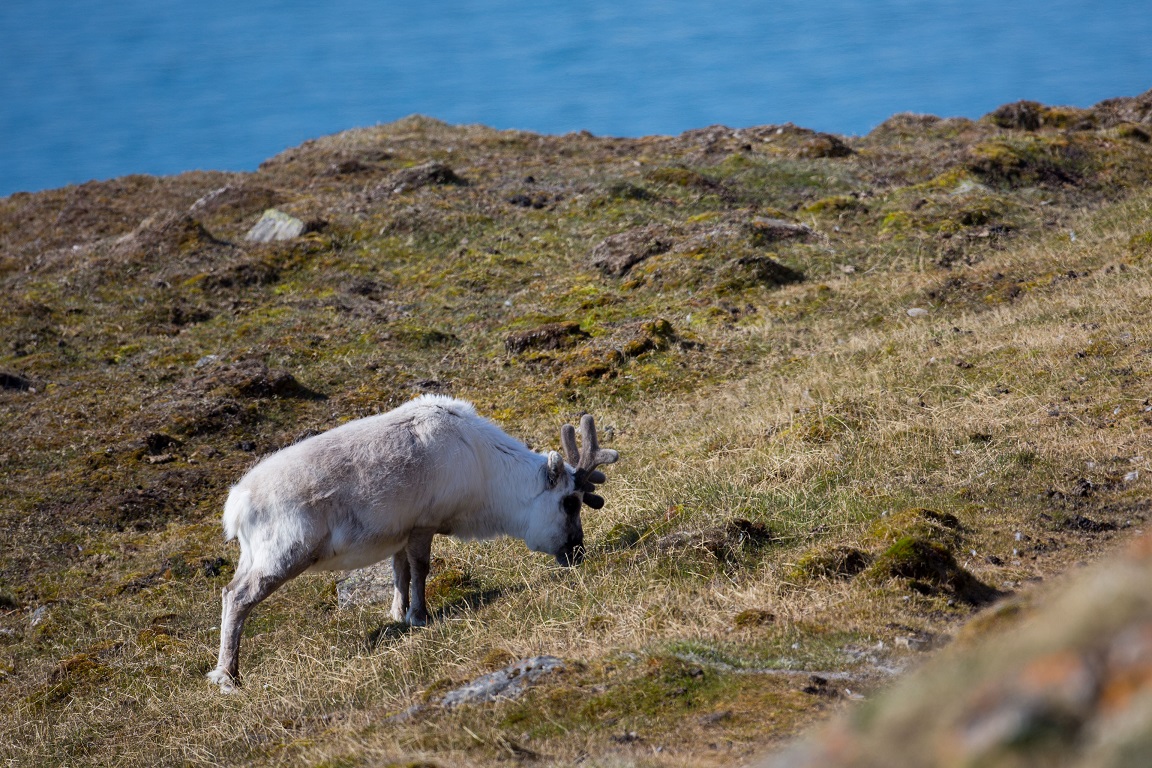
[440,655,565,708]
[377,161,465,196]
[335,561,395,608]
[245,209,306,242]
[590,224,673,276]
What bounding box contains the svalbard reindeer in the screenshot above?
[207,394,618,690]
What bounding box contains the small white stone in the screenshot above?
[907,307,929,317]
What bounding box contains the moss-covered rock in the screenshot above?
[868,507,963,549]
[792,546,872,581]
[869,536,1000,606]
[504,322,589,353]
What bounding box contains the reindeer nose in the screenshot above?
[556,545,585,567]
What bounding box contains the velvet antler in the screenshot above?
[560,414,619,509]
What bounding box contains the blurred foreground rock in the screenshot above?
[763,532,1152,768]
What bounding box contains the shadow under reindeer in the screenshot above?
[339,559,518,651]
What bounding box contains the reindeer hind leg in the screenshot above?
[208,545,314,690]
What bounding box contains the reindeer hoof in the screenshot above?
[207,667,237,693]
[406,610,429,627]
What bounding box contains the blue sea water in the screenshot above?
[1,1,1150,197]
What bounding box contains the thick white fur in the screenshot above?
[208,394,579,690]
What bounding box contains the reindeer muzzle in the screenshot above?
[555,544,585,567]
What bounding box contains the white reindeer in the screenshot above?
[207,394,618,690]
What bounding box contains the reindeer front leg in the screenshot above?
[390,549,411,622]
[404,528,435,626]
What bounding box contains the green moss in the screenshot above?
[868,507,963,548]
[968,136,1095,189]
[880,210,913,232]
[733,609,776,628]
[645,166,718,191]
[1116,123,1151,143]
[792,546,872,581]
[600,521,652,551]
[718,255,804,293]
[601,180,656,201]
[27,652,114,709]
[390,324,459,348]
[575,655,716,723]
[558,348,622,386]
[309,759,362,768]
[1127,230,1152,261]
[803,194,861,214]
[423,565,496,616]
[621,318,676,357]
[784,396,872,443]
[870,536,953,586]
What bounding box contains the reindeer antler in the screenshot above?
[560,414,619,509]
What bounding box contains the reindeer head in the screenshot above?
[531,414,619,567]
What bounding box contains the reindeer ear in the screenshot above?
[546,451,566,488]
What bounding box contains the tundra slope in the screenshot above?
[1,90,1152,767]
[209,395,617,689]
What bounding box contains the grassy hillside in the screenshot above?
[2,91,1152,767]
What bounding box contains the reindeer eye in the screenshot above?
[562,494,581,516]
